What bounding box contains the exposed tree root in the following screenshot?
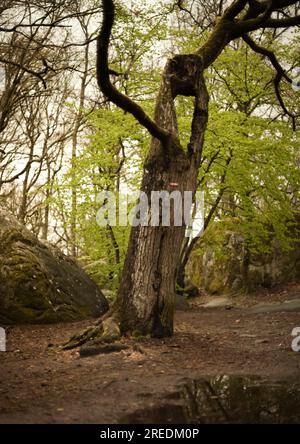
[61,312,121,351]
[61,325,103,350]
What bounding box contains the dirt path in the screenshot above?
[0,285,300,424]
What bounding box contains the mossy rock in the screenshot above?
[0,208,109,324]
[188,228,300,295]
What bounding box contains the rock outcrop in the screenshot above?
[188,231,300,295]
[0,208,109,324]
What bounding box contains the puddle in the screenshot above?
[121,375,300,424]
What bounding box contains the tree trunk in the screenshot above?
[70,31,90,257]
[177,154,232,289]
[110,56,209,337]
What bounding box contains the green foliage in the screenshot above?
[58,108,149,292]
[50,8,299,293]
[177,35,300,258]
[196,38,300,255]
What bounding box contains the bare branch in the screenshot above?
[0,159,37,185]
[96,0,170,144]
[242,34,291,83]
[0,57,52,88]
[263,15,300,27]
[242,34,299,129]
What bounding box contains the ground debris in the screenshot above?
[80,340,129,357]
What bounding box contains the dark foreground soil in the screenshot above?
[0,284,300,424]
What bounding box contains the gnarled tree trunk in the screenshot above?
[111,56,209,336]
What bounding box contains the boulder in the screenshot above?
[188,229,300,295]
[0,208,109,324]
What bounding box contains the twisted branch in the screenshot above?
[242,34,298,129]
[96,0,171,144]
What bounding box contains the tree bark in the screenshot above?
[109,56,209,337]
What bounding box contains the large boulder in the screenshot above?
[188,230,300,295]
[0,208,109,324]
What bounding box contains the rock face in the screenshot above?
[0,208,109,324]
[188,231,300,295]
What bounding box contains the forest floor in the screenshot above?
[0,283,300,424]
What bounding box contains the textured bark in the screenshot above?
[111,56,209,337]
